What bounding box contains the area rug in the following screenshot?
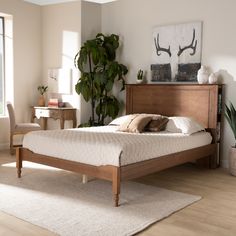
[0,161,201,236]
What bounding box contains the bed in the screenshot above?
[16,84,221,207]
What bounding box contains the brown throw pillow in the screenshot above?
[118,114,153,133]
[145,116,169,132]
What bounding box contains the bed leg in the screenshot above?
[112,167,120,207]
[82,174,88,184]
[16,148,22,178]
[113,193,119,207]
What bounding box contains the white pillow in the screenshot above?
[109,115,133,126]
[166,117,205,135]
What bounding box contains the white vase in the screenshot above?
[197,66,209,84]
[229,147,236,176]
[208,73,218,84]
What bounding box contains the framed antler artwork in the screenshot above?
[151,21,202,82]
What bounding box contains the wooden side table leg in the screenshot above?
[60,118,65,129]
[41,117,47,130]
[31,108,35,123]
[73,110,77,128]
[73,117,77,128]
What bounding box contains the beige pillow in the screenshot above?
[145,116,169,132]
[118,114,153,133]
[166,117,205,135]
[109,115,133,126]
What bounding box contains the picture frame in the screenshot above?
[151,22,202,82]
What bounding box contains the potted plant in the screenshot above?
[136,69,144,84]
[225,102,236,175]
[74,33,128,126]
[37,85,48,107]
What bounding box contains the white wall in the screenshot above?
[0,0,41,148]
[81,1,101,44]
[41,0,101,127]
[80,1,101,123]
[101,0,236,167]
[42,1,82,128]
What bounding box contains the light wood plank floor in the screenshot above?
[0,150,236,236]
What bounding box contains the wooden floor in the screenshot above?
[0,150,236,236]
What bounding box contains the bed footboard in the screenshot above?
[16,143,216,207]
[16,147,121,207]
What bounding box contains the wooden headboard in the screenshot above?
[126,84,220,129]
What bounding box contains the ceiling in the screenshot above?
[24,0,117,5]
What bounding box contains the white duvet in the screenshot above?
[23,126,212,167]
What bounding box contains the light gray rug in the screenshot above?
[0,161,201,236]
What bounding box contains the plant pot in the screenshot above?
[136,79,143,84]
[229,147,236,176]
[38,95,45,107]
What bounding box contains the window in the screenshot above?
[0,17,4,115]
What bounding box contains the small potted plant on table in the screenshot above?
[37,85,48,107]
[136,69,144,84]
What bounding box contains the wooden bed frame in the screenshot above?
[16,84,220,207]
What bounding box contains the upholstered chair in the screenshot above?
[7,102,41,155]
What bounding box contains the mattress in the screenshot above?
[23,126,212,167]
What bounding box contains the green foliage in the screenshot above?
[74,33,128,126]
[37,85,48,95]
[137,69,144,80]
[225,102,236,147]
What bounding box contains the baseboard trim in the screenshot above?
[0,142,9,150]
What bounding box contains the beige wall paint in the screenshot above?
[41,1,101,127]
[81,1,101,44]
[0,0,41,148]
[42,1,82,128]
[80,1,101,123]
[102,0,236,167]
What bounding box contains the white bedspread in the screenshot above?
[23,126,212,167]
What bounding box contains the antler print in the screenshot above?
[177,29,197,56]
[154,34,172,57]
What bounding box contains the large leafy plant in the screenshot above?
[74,33,128,126]
[225,102,236,147]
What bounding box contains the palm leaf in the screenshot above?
[225,103,236,140]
